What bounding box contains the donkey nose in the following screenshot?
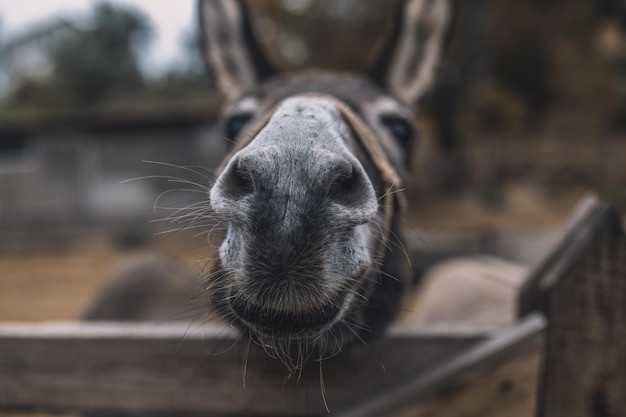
[212,148,378,223]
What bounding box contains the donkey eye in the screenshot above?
[380,115,415,145]
[225,113,254,141]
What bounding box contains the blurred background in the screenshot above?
[0,0,625,322]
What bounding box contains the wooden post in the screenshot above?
[338,314,546,417]
[519,197,626,417]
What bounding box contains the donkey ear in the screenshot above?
[370,0,452,106]
[198,0,276,101]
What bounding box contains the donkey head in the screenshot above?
[200,0,450,369]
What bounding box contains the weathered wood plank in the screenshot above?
[337,313,546,417]
[401,347,540,417]
[519,197,626,417]
[0,321,494,416]
[518,194,602,314]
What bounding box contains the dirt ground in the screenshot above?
[0,185,590,323]
[0,242,115,321]
[0,238,211,322]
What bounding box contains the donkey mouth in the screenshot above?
[229,292,347,337]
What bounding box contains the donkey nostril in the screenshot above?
[223,158,254,198]
[325,157,377,221]
[330,169,357,201]
[328,161,373,208]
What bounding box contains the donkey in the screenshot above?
[85,0,453,370]
[196,0,451,368]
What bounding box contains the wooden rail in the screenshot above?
[0,321,495,415]
[339,314,546,417]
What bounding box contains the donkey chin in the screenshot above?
[214,221,376,340]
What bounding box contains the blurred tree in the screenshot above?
[249,0,394,72]
[179,29,206,77]
[51,2,153,105]
[151,29,213,98]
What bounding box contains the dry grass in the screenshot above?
[0,243,115,321]
[0,239,212,322]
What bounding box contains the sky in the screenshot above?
[0,0,195,75]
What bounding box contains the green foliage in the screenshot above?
[51,2,153,105]
[148,29,213,98]
[6,77,70,108]
[1,2,215,116]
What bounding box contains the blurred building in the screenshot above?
[0,111,224,243]
[0,19,80,99]
[0,8,226,244]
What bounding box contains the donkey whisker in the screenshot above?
[142,160,216,183]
